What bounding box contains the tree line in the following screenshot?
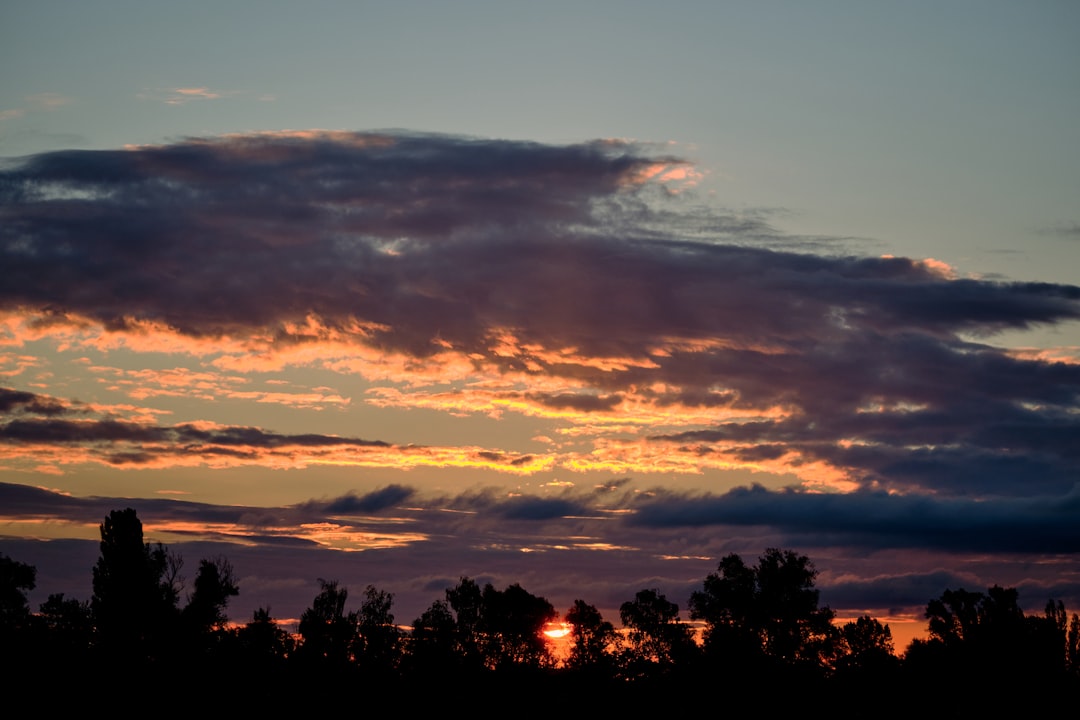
[2,508,1078,708]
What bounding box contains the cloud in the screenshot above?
[0,386,545,475]
[137,87,238,105]
[628,483,1080,554]
[4,480,1077,634]
[5,477,1077,563]
[1,130,1078,498]
[26,93,73,110]
[1037,222,1080,239]
[308,485,417,514]
[88,364,351,410]
[0,93,73,123]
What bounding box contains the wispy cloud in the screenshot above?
[0,93,73,122]
[1038,222,1080,240]
[25,93,73,110]
[137,87,271,105]
[88,364,350,409]
[0,387,544,475]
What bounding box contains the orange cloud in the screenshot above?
[561,437,857,492]
[90,365,350,409]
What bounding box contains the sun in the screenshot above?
[543,621,571,639]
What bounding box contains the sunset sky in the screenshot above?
[2,1,1078,650]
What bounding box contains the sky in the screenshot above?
[2,1,1079,651]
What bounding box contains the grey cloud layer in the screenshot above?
[4,481,1077,626]
[2,131,1079,496]
[4,480,1076,566]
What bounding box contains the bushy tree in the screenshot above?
[297,579,358,668]
[0,553,37,670]
[689,548,836,671]
[354,584,401,674]
[182,556,239,634]
[479,582,557,670]
[0,553,36,634]
[235,607,294,666]
[910,585,1078,684]
[446,576,484,667]
[565,599,617,672]
[407,598,459,673]
[835,615,897,677]
[619,588,696,676]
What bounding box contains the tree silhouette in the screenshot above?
[834,615,897,678]
[407,598,459,675]
[478,582,557,670]
[445,576,485,670]
[297,579,359,669]
[91,508,179,661]
[29,593,94,675]
[907,584,1080,699]
[0,553,35,634]
[12,521,1080,698]
[178,556,239,663]
[236,604,293,660]
[565,599,617,673]
[690,548,836,672]
[0,553,37,671]
[235,607,294,669]
[354,584,401,674]
[619,588,696,677]
[181,557,239,633]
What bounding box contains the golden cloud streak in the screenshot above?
[0,431,551,475]
[90,365,350,409]
[365,385,790,429]
[147,519,428,551]
[562,438,858,491]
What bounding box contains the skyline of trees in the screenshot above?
[2,507,1078,700]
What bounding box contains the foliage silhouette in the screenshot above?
[407,598,459,675]
[91,508,180,661]
[296,578,359,669]
[0,553,36,633]
[0,553,37,671]
[235,607,294,670]
[619,588,697,677]
[908,583,1080,689]
[8,515,1080,707]
[446,575,484,669]
[354,584,401,674]
[182,556,239,633]
[832,614,899,695]
[478,582,558,670]
[565,599,617,673]
[689,548,836,673]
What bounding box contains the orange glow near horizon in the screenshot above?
[543,621,571,639]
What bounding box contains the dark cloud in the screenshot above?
[6,479,1078,571]
[822,570,972,611]
[495,496,591,521]
[310,485,416,514]
[628,483,1080,553]
[2,132,1079,498]
[0,387,73,416]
